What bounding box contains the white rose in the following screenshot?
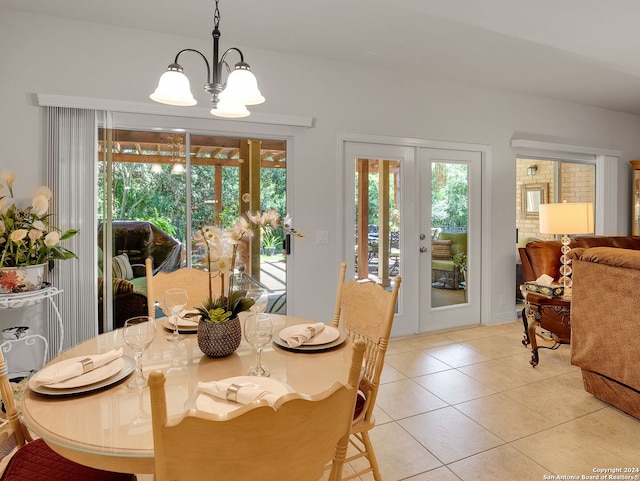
[33,220,46,231]
[28,229,43,241]
[31,194,49,216]
[44,231,60,247]
[0,169,17,187]
[9,229,28,242]
[35,186,53,200]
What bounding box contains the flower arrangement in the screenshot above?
[193,208,302,323]
[0,169,79,269]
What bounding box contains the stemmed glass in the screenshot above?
[164,288,188,342]
[244,313,273,377]
[247,287,269,314]
[123,316,156,389]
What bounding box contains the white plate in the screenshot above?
[29,356,135,396]
[278,324,340,346]
[162,318,198,333]
[186,376,294,415]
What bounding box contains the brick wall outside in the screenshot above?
[516,158,594,243]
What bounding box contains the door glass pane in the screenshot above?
[353,158,400,286]
[431,162,468,307]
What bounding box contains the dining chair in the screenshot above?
[330,261,402,481]
[0,351,135,481]
[145,257,222,318]
[149,339,366,481]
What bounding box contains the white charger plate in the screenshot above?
[278,324,340,346]
[186,376,294,415]
[29,356,135,396]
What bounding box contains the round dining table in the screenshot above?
[20,314,351,474]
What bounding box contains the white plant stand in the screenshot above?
[0,287,64,361]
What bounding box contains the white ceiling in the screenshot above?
[4,0,640,115]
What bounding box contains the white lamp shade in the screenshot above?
[219,67,265,106]
[539,202,594,235]
[150,70,197,106]
[210,99,250,118]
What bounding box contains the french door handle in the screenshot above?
[419,246,428,253]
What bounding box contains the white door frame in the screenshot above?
[338,133,492,336]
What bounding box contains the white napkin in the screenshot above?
[31,349,123,387]
[283,323,326,347]
[173,310,199,327]
[197,380,280,405]
[535,274,554,286]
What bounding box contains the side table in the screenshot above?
[521,292,571,367]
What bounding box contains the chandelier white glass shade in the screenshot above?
[539,202,594,298]
[149,0,264,118]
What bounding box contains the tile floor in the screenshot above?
[139,321,640,481]
[338,321,640,480]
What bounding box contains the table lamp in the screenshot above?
[538,202,594,298]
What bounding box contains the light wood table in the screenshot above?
[21,314,350,474]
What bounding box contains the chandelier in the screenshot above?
[150,0,264,118]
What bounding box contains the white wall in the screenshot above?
[3,9,640,335]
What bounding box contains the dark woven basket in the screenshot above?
[197,317,242,358]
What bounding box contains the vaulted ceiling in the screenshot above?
[4,0,640,115]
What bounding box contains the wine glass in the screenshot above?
[123,316,157,389]
[247,287,269,314]
[164,288,188,342]
[244,313,273,377]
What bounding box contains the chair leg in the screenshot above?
[361,431,382,481]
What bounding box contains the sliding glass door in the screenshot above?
[98,128,289,332]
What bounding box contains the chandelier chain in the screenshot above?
[214,0,221,29]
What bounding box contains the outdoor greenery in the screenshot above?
[354,161,468,232]
[97,161,288,251]
[431,163,468,229]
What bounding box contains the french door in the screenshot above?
[418,148,481,332]
[343,139,482,336]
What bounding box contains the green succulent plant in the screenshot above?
[196,290,255,323]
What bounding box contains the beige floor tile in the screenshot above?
[376,379,448,420]
[512,425,631,474]
[425,343,492,367]
[502,373,607,424]
[413,369,496,405]
[443,326,494,343]
[404,333,457,350]
[349,422,443,481]
[561,407,640,464]
[371,404,393,425]
[384,350,451,377]
[398,406,503,464]
[461,333,532,359]
[380,363,407,384]
[404,466,462,480]
[455,393,560,442]
[458,359,534,391]
[448,444,552,481]
[387,339,420,355]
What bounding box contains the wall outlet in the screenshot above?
[499,294,506,305]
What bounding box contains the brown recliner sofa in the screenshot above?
[518,236,640,365]
[570,245,640,419]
